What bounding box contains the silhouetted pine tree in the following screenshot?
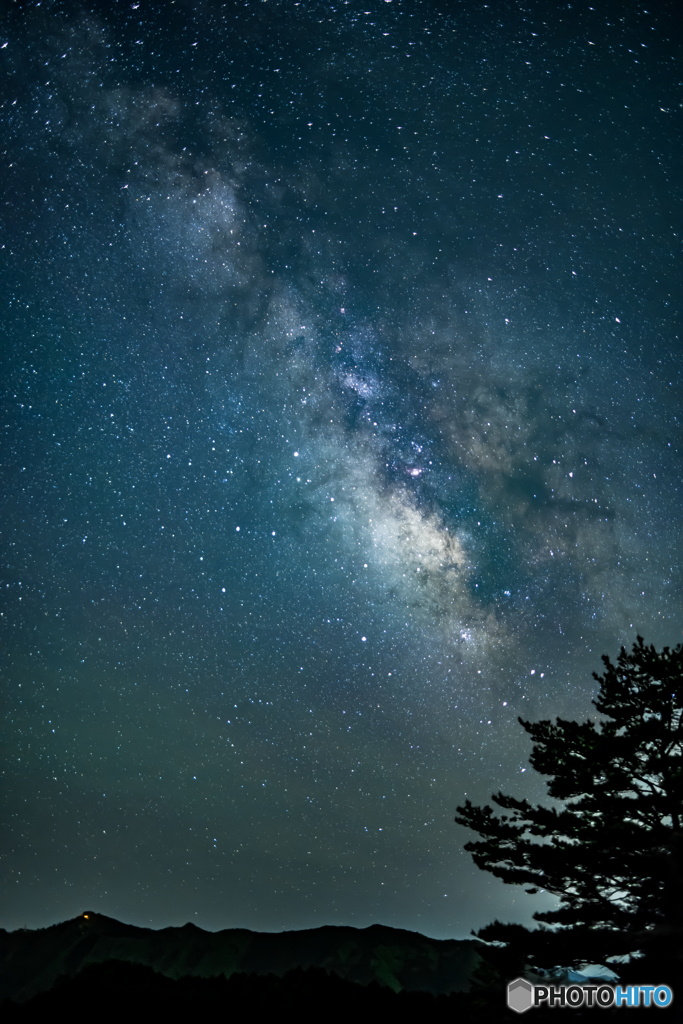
[455,636,683,976]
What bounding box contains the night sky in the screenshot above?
[1,0,680,939]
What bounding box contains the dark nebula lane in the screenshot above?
[1,0,680,938]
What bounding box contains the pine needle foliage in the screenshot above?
[455,637,683,968]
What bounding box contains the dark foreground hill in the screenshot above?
[0,959,483,1023]
[0,911,483,1005]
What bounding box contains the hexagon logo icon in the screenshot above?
[507,977,534,1013]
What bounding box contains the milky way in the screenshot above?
[1,0,680,937]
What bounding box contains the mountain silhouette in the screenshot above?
[0,912,484,1005]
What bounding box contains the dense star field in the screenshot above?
[1,0,680,937]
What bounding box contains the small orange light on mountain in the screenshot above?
[83,914,89,919]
